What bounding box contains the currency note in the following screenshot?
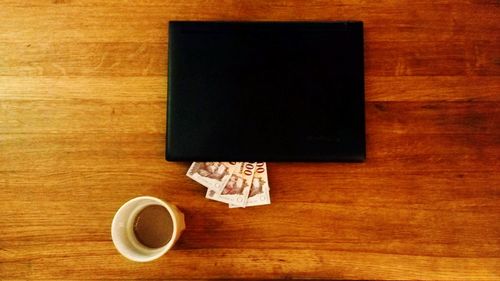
[231,162,270,207]
[186,162,239,193]
[206,162,256,207]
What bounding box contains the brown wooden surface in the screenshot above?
[1,0,499,280]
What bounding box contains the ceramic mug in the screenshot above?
[111,196,185,262]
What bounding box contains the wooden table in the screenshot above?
[1,1,499,280]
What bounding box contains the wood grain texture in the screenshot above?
[0,0,499,280]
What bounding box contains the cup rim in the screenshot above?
[111,196,179,262]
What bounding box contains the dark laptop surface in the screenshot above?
[167,21,365,162]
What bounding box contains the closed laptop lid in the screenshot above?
[167,21,365,162]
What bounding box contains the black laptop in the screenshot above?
[167,21,365,162]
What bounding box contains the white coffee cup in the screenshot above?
[111,196,185,262]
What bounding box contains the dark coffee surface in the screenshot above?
[133,205,173,249]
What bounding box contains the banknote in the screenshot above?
[244,162,271,206]
[206,162,256,207]
[230,162,270,208]
[186,162,239,193]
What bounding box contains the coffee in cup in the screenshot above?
[111,196,185,262]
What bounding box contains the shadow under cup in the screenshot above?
[111,196,185,262]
